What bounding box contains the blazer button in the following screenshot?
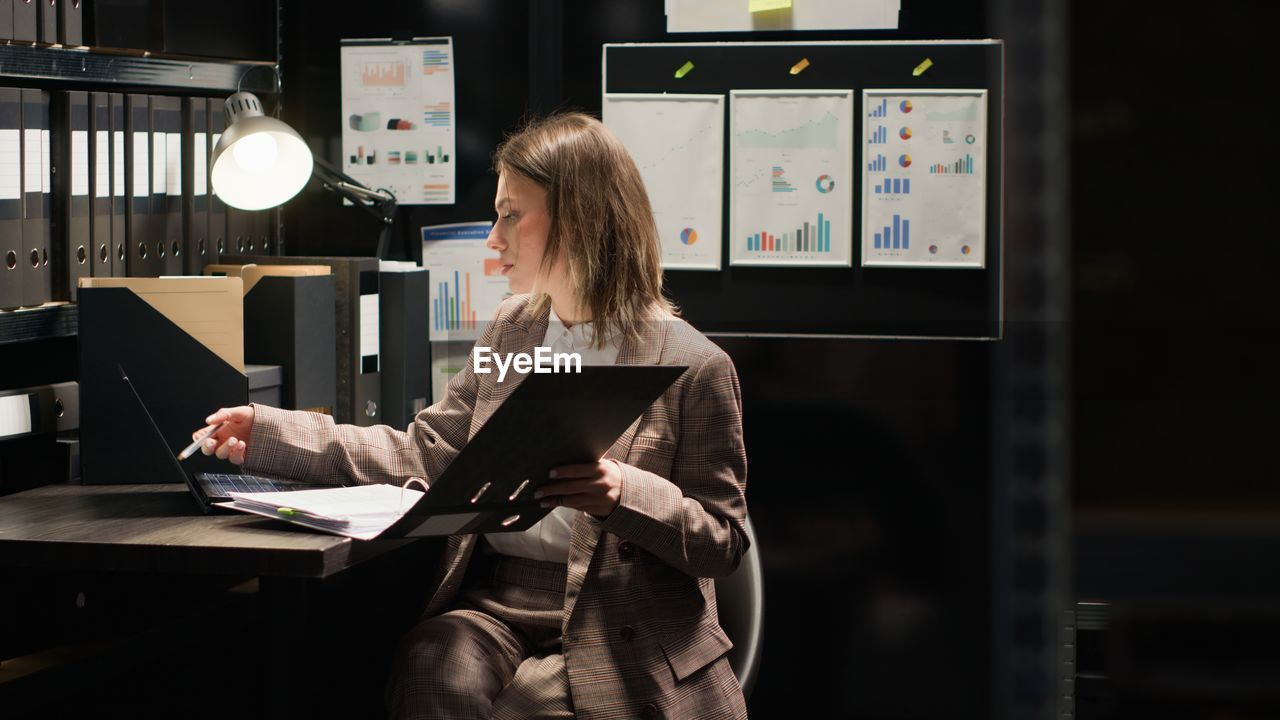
[641,703,659,719]
[617,541,635,559]
[619,625,635,642]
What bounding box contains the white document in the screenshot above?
[222,483,425,541]
[0,129,20,201]
[666,0,900,32]
[421,222,512,342]
[71,131,90,197]
[729,90,854,267]
[603,94,724,271]
[340,37,456,205]
[861,89,988,269]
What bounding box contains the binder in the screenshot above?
[11,0,34,43]
[124,93,154,276]
[20,88,51,307]
[57,0,81,46]
[108,92,125,276]
[153,95,182,275]
[225,255,381,426]
[207,97,227,261]
[36,0,53,43]
[55,90,91,300]
[0,87,20,309]
[0,0,13,41]
[181,98,207,273]
[379,264,431,429]
[226,202,249,255]
[89,91,111,277]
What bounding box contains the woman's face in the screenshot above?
[486,171,561,294]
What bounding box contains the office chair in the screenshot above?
[715,514,764,699]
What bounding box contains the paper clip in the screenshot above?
[399,476,429,515]
[789,58,810,75]
[674,61,695,79]
[913,58,934,77]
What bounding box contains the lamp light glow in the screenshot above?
[210,91,313,211]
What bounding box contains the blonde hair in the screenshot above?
[493,112,678,350]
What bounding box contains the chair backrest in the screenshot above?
[714,515,763,698]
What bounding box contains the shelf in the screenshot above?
[0,303,78,344]
[0,42,275,94]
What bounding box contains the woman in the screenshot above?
[198,113,749,720]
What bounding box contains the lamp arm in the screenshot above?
[312,157,399,260]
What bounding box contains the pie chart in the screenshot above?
[899,154,912,168]
[815,175,835,193]
[900,127,913,140]
[680,228,698,246]
[900,100,913,114]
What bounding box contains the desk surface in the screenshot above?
[0,484,417,578]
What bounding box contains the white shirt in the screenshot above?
[482,305,623,563]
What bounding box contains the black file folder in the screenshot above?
[225,255,382,427]
[182,97,209,274]
[108,92,125,275]
[153,95,182,275]
[20,88,51,307]
[11,0,35,43]
[207,97,227,261]
[0,87,20,309]
[37,0,54,43]
[380,267,431,429]
[55,90,91,300]
[124,93,153,276]
[243,275,337,412]
[57,0,81,46]
[89,91,110,277]
[0,1,13,40]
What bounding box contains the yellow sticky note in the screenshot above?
[750,0,792,12]
[913,58,934,77]
[789,58,810,75]
[674,60,695,79]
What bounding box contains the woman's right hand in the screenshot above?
[194,405,255,465]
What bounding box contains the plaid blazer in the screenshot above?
[246,294,750,720]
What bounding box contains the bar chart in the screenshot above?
[422,48,450,75]
[868,154,887,173]
[929,154,975,175]
[874,178,911,195]
[868,98,888,118]
[771,165,796,193]
[422,102,451,129]
[872,214,910,250]
[362,62,405,87]
[745,212,832,254]
[870,126,888,145]
[433,269,477,334]
[424,145,450,164]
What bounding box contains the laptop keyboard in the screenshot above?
[199,473,331,498]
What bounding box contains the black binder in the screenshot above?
[20,88,51,307]
[207,97,227,261]
[182,97,209,274]
[57,0,81,45]
[124,93,153,276]
[89,91,111,277]
[153,94,182,275]
[11,0,35,43]
[243,275,337,412]
[0,0,13,41]
[380,267,431,429]
[55,90,91,300]
[0,87,20,309]
[108,92,125,276]
[36,0,53,43]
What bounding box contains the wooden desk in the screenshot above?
[0,483,424,717]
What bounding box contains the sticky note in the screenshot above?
[913,58,934,77]
[789,58,810,75]
[674,61,695,79]
[750,0,792,11]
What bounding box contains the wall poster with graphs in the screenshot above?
[728,89,854,268]
[421,222,511,342]
[602,93,724,270]
[862,89,987,269]
[340,37,456,205]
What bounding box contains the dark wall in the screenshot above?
[280,1,998,717]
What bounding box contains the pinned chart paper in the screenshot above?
[340,37,456,205]
[421,222,512,342]
[603,94,724,271]
[861,89,988,268]
[729,90,854,268]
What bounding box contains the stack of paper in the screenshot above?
[222,483,424,540]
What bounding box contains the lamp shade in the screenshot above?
[210,92,313,211]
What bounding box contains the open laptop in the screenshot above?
[118,365,334,513]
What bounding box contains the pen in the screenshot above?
[177,421,228,461]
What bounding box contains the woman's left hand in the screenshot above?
[536,459,623,519]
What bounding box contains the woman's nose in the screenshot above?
[485,224,505,251]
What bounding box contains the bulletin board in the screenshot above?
[603,41,1003,339]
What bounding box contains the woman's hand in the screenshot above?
[536,459,623,519]
[193,405,255,465]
